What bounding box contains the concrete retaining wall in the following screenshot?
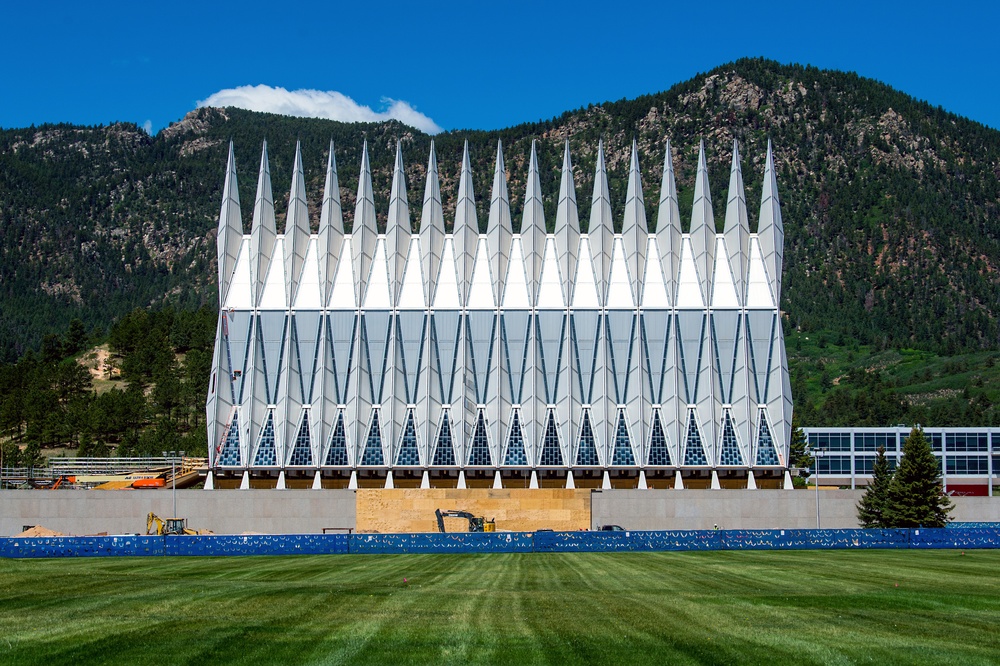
[0,490,356,536]
[2,488,996,536]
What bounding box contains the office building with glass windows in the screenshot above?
[804,427,999,495]
[206,136,792,488]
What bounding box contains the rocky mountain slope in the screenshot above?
[2,58,999,366]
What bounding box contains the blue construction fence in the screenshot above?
[2,526,1000,558]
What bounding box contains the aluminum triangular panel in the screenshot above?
[641,238,670,308]
[536,311,566,403]
[453,142,478,305]
[622,140,648,302]
[641,310,670,404]
[352,141,377,305]
[258,237,287,309]
[397,237,426,310]
[605,311,636,403]
[711,310,741,404]
[710,237,740,308]
[520,141,545,303]
[292,238,322,310]
[327,312,356,405]
[606,239,635,308]
[433,238,461,309]
[249,141,276,307]
[292,311,322,404]
[395,311,426,403]
[466,311,496,403]
[361,310,392,403]
[502,238,531,309]
[572,238,600,309]
[256,312,288,405]
[362,239,392,310]
[431,311,461,403]
[689,141,715,304]
[224,311,253,404]
[570,311,601,404]
[224,238,253,310]
[487,141,512,306]
[328,237,357,309]
[746,311,776,405]
[676,237,705,309]
[501,310,531,403]
[536,237,565,309]
[588,140,614,302]
[675,311,707,404]
[746,237,776,308]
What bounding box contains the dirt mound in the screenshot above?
[15,525,66,537]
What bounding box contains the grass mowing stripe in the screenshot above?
[2,550,999,665]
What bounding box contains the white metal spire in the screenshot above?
[622,139,648,303]
[452,140,478,306]
[655,139,681,306]
[554,140,580,306]
[723,140,750,305]
[249,140,276,307]
[588,139,614,304]
[284,141,311,306]
[419,140,445,307]
[689,140,715,305]
[353,140,377,306]
[385,140,411,304]
[521,140,545,305]
[758,140,784,306]
[317,140,344,307]
[217,140,243,306]
[487,140,512,306]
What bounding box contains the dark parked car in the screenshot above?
[599,524,625,531]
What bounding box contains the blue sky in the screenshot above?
[3,0,997,133]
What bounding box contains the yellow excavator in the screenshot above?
[146,512,203,536]
[435,509,496,533]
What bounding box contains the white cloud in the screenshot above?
[142,120,153,135]
[197,85,442,135]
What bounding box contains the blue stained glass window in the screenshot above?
[648,411,672,466]
[395,411,420,466]
[253,412,277,466]
[612,410,635,466]
[539,411,564,466]
[324,412,348,466]
[432,412,456,466]
[219,412,242,466]
[361,414,385,466]
[288,412,313,466]
[576,411,600,466]
[719,412,744,466]
[755,415,780,466]
[683,412,708,466]
[468,410,492,466]
[504,411,528,466]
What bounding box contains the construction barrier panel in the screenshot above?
[2,527,999,558]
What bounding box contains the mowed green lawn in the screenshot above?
[1,550,999,665]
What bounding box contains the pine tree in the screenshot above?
[884,427,952,527]
[857,446,893,527]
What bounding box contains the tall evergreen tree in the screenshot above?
[884,427,953,527]
[857,446,893,527]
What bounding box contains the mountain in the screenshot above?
[1,58,999,425]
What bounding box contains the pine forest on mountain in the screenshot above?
[1,58,999,457]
